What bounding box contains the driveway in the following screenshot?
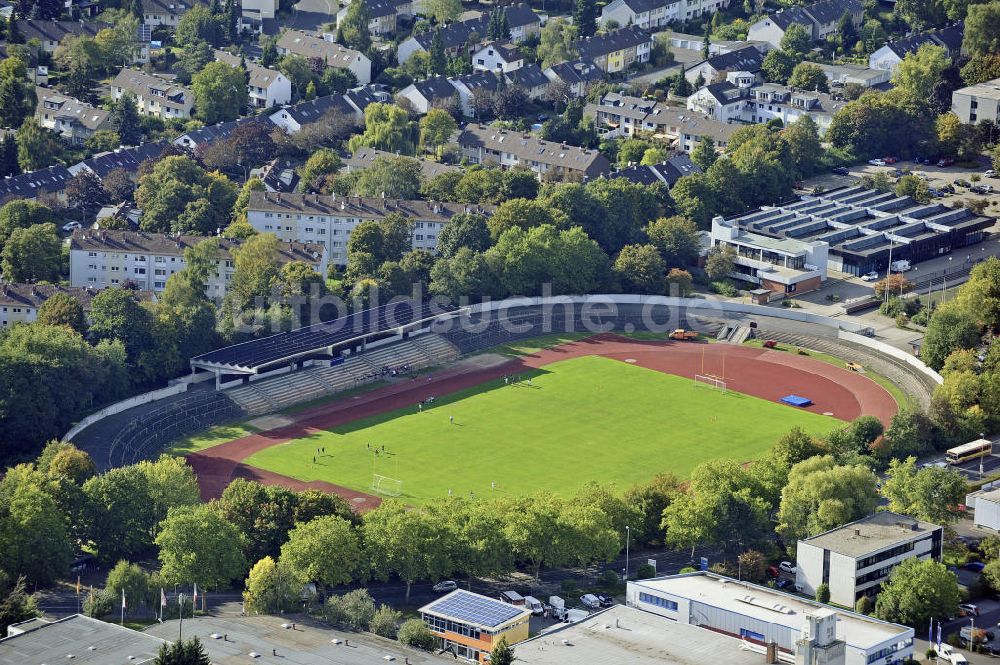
[287,0,339,32]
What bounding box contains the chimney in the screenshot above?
[765,641,778,664]
[854,528,861,536]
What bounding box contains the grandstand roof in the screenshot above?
[190,300,462,373]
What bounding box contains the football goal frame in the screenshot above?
[372,474,404,497]
[694,374,728,393]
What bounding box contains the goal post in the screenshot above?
[694,374,727,393]
[372,474,404,497]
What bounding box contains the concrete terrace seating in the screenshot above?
[223,335,461,415]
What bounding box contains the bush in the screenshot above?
[710,280,738,297]
[598,569,620,586]
[369,604,401,638]
[855,595,873,615]
[911,307,932,327]
[83,589,116,618]
[398,618,436,649]
[896,313,910,328]
[679,566,697,573]
[815,583,830,603]
[635,563,656,580]
[326,589,376,630]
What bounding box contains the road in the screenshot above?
[287,0,339,32]
[36,545,718,619]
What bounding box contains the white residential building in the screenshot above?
[69,229,327,299]
[543,59,606,98]
[335,0,412,36]
[451,71,501,117]
[472,42,524,73]
[868,23,964,73]
[575,25,653,74]
[748,0,863,48]
[111,68,193,120]
[796,511,943,607]
[246,192,493,266]
[627,572,915,665]
[140,0,190,26]
[215,50,292,108]
[455,125,612,180]
[684,45,766,85]
[0,283,131,328]
[951,77,1000,125]
[35,91,111,145]
[276,31,372,84]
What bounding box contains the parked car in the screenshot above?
[959,602,981,616]
[832,166,850,175]
[433,580,458,593]
[937,643,969,664]
[884,156,898,164]
[523,596,545,615]
[62,221,82,232]
[861,271,880,281]
[964,562,986,573]
[937,157,956,167]
[955,179,972,188]
[766,565,780,578]
[985,169,996,178]
[941,184,956,193]
[775,578,792,589]
[779,561,796,574]
[868,158,887,166]
[971,184,994,194]
[929,188,945,198]
[596,594,615,607]
[580,594,601,610]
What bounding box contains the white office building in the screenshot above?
[796,511,943,607]
[627,572,914,665]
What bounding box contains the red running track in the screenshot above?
[187,334,898,510]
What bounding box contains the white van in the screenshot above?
[548,596,567,620]
[580,594,601,610]
[937,644,969,665]
[523,596,544,615]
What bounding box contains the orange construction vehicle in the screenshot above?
[670,329,699,341]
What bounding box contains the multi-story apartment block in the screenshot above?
[335,0,412,36]
[35,91,111,145]
[951,77,1000,124]
[585,92,738,152]
[276,31,372,84]
[575,25,652,74]
[245,192,493,266]
[456,125,612,180]
[69,229,327,299]
[214,50,292,108]
[796,512,943,607]
[111,68,193,120]
[600,0,731,30]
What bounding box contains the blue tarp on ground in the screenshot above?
[781,395,813,407]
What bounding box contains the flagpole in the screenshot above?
[121,589,125,627]
[178,593,184,642]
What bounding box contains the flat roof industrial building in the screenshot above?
[0,614,164,665]
[627,572,914,665]
[723,186,994,276]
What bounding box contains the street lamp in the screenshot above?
[981,432,987,480]
[624,526,631,582]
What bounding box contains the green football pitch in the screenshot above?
[244,355,839,504]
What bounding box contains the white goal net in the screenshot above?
[694,374,727,393]
[372,474,403,497]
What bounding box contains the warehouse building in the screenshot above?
[720,186,994,277]
[796,511,943,606]
[627,572,914,665]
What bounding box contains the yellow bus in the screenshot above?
[947,439,992,464]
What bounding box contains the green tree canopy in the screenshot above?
[881,456,968,524]
[874,558,960,629]
[155,504,246,589]
[279,515,362,587]
[191,61,248,124]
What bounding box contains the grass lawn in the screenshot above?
[244,355,839,505]
[165,422,260,456]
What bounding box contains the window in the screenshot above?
[740,628,765,643]
[638,592,677,610]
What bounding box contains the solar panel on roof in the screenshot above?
[427,591,524,628]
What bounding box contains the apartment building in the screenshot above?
[397,76,461,114]
[15,19,107,53]
[111,68,193,120]
[335,0,412,35]
[575,25,653,74]
[245,191,493,266]
[419,590,531,663]
[796,512,943,606]
[456,125,612,180]
[140,0,190,26]
[215,50,292,108]
[684,45,766,85]
[748,0,863,47]
[35,91,111,145]
[951,77,1000,124]
[505,63,549,100]
[869,22,964,72]
[543,59,605,98]
[451,71,501,117]
[397,5,541,64]
[276,31,372,85]
[69,229,327,299]
[0,283,117,328]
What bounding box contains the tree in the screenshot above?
[921,303,981,370]
[136,156,237,234]
[485,225,610,298]
[347,102,417,155]
[788,62,829,92]
[827,89,935,160]
[356,155,423,199]
[299,148,341,193]
[156,504,246,591]
[40,441,97,484]
[613,244,666,294]
[782,115,822,179]
[436,212,490,258]
[103,168,136,203]
[88,287,153,377]
[690,136,717,171]
[771,427,826,468]
[875,558,960,628]
[398,618,435,649]
[491,638,515,665]
[105,560,150,614]
[66,171,110,213]
[36,293,85,335]
[175,4,221,46]
[0,57,36,129]
[424,0,461,22]
[0,134,20,178]
[175,40,215,85]
[761,49,797,84]
[573,0,596,37]
[963,1,1000,57]
[420,108,457,157]
[55,35,102,101]
[15,118,60,172]
[701,23,711,59]
[428,28,446,76]
[646,216,700,268]
[623,473,681,546]
[0,578,41,636]
[243,556,300,614]
[192,62,248,124]
[961,53,1000,85]
[892,44,950,100]
[776,456,878,548]
[538,17,578,69]
[154,637,212,665]
[935,112,965,158]
[224,231,281,314]
[493,84,528,121]
[704,243,736,280]
[215,480,299,564]
[227,122,276,170]
[1,223,61,282]
[779,23,811,56]
[881,457,968,524]
[83,466,158,562]
[429,247,496,301]
[0,467,74,584]
[279,516,361,587]
[338,0,372,53]
[488,198,565,239]
[363,501,452,601]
